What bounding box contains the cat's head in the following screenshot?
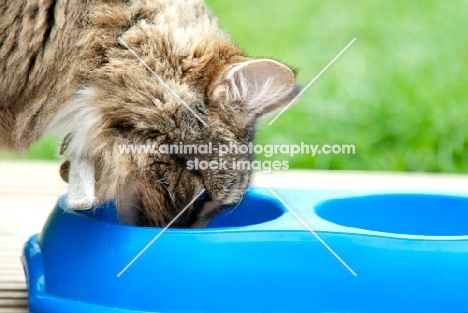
[49,50,299,227]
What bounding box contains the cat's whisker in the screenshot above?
[154,177,173,196]
[225,192,243,217]
[133,178,163,218]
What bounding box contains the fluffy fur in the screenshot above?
[0,0,299,227]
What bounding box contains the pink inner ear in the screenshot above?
[208,59,298,114]
[230,59,296,91]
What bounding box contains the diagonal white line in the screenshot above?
[269,189,357,276]
[117,188,206,277]
[268,38,356,125]
[118,37,208,127]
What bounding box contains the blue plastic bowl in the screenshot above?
[22,187,468,313]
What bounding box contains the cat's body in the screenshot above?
[0,0,299,227]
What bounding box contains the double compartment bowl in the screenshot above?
[22,187,468,312]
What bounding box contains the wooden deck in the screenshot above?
[0,161,67,313]
[2,161,468,312]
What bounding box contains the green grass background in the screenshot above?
[3,0,468,172]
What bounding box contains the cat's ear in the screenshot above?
[209,59,300,116]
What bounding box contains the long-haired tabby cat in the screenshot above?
[0,0,299,227]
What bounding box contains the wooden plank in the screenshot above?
[0,162,63,313]
[0,264,22,272]
[0,251,23,257]
[0,291,27,299]
[0,266,23,271]
[0,308,27,313]
[0,298,27,307]
[0,274,25,282]
[0,283,26,291]
[0,272,25,281]
[0,276,25,283]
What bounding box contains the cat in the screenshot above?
[0,0,299,227]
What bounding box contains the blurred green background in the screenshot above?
[3,0,467,172]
